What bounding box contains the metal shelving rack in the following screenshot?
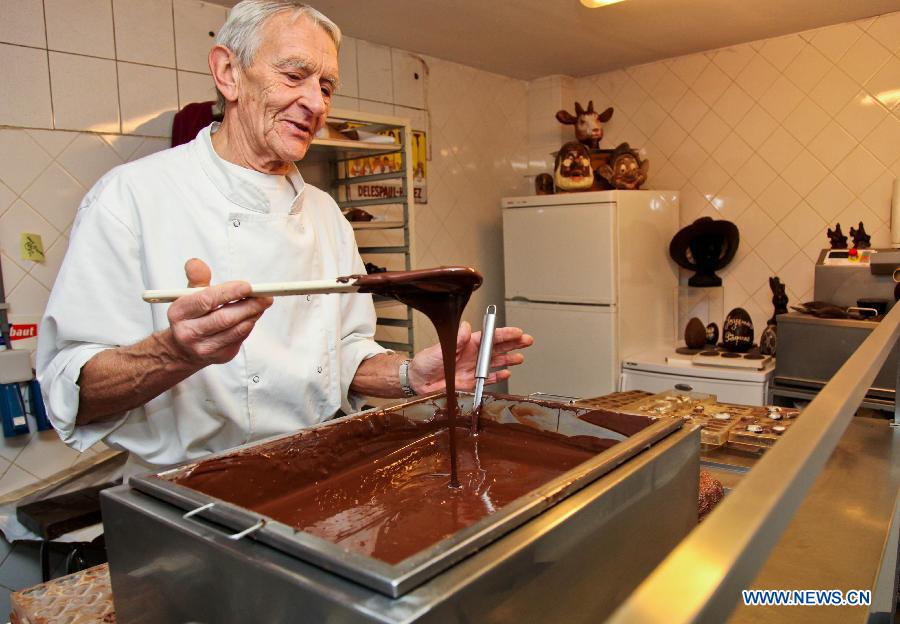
[309,108,417,354]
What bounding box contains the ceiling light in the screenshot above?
[580,0,627,7]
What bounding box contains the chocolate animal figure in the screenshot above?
[597,142,649,190]
[850,221,871,249]
[768,276,788,326]
[556,100,614,150]
[554,141,594,192]
[827,223,848,249]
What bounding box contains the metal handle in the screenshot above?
[847,306,879,318]
[475,305,497,379]
[181,502,265,541]
[674,383,693,391]
[526,392,581,404]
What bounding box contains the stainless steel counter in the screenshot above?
[720,416,899,623]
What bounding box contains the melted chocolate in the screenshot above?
[341,267,484,487]
[171,413,611,564]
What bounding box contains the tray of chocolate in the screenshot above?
[607,391,770,450]
[129,392,681,598]
[726,405,801,453]
[572,390,654,411]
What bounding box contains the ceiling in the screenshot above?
[211,0,900,79]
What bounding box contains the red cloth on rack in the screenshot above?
[171,101,217,147]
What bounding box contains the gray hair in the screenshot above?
[213,1,341,111]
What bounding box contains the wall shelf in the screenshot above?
[312,107,418,355]
[350,221,405,230]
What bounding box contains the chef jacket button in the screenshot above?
[316,366,323,374]
[252,375,260,383]
[306,295,311,301]
[232,219,241,227]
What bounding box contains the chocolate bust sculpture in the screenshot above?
[554,141,595,192]
[669,217,740,287]
[597,142,648,190]
[534,173,554,195]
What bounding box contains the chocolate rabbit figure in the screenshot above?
[850,221,871,249]
[827,223,848,249]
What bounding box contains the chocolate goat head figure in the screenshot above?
[556,100,614,150]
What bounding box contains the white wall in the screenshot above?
[527,11,900,335]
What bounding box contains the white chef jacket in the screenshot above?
[36,124,387,473]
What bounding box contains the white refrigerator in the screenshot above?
[502,190,679,398]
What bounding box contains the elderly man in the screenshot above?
[36,0,531,476]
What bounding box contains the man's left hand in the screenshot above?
[407,322,533,395]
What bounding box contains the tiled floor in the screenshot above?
[0,536,74,621]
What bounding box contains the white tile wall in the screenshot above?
[0,0,227,497]
[0,0,46,48]
[357,40,394,103]
[113,0,177,68]
[563,10,900,335]
[0,44,52,129]
[118,62,179,136]
[173,0,227,73]
[48,52,120,133]
[338,37,359,98]
[44,0,115,59]
[177,71,217,108]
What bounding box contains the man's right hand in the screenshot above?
[165,258,274,365]
[75,259,274,424]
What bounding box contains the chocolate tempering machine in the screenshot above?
[101,393,698,623]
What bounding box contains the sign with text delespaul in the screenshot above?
[346,129,427,204]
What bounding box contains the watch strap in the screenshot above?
[399,359,416,397]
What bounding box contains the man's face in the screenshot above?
[235,12,339,164]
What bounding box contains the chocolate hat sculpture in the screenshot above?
[669,217,740,287]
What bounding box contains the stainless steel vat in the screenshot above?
[102,393,699,623]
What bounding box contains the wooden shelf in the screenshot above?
[350,220,405,230]
[310,137,399,152]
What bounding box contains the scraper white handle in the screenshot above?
[143,279,360,303]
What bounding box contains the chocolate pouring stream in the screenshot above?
[341,266,483,487]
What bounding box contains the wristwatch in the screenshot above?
[399,359,416,397]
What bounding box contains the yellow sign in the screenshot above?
[20,233,45,262]
[346,129,428,203]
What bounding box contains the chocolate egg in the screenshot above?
[759,324,777,356]
[684,317,707,348]
[722,307,754,353]
[706,322,719,345]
